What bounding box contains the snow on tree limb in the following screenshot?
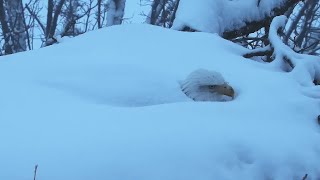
[243,45,273,59]
[268,15,293,68]
[243,15,320,87]
[268,16,320,86]
[223,0,301,39]
[172,0,301,39]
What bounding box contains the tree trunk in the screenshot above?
[97,0,102,28]
[48,0,66,39]
[4,0,27,53]
[46,0,54,38]
[0,0,13,54]
[106,0,126,26]
[146,0,164,25]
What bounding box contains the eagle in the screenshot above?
[180,69,235,101]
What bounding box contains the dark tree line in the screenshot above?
[0,0,126,55]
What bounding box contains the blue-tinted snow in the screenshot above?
[0,24,320,180]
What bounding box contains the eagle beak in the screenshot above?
[229,88,235,99]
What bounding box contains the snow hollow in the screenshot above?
[0,24,320,180]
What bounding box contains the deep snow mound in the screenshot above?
[0,24,320,180]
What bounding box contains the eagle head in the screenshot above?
[181,69,235,101]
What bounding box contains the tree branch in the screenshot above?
[243,45,273,58]
[25,4,46,34]
[223,0,301,39]
[48,0,66,39]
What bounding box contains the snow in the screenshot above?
[172,0,286,34]
[1,24,320,180]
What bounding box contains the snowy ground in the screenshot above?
[1,24,320,180]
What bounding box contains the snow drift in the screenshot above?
[0,24,320,180]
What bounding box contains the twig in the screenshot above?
[243,48,273,58]
[257,0,262,7]
[283,56,295,69]
[25,4,46,35]
[302,174,308,180]
[33,164,38,180]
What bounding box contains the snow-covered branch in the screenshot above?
[268,16,320,86]
[223,0,301,39]
[243,45,273,59]
[243,15,320,86]
[172,0,301,39]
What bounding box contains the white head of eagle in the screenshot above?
[180,69,235,101]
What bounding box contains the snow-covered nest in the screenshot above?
[0,23,320,180]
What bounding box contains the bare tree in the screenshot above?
[97,0,103,28]
[0,0,124,53]
[25,0,97,46]
[106,0,126,26]
[146,0,166,25]
[45,0,67,45]
[0,0,27,55]
[5,0,27,52]
[61,0,82,36]
[284,0,320,55]
[0,0,13,54]
[144,0,177,27]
